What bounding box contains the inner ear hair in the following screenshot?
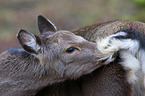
[17,29,42,55]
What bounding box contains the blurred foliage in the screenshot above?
[122,0,145,21]
[0,0,145,52]
[133,0,145,7]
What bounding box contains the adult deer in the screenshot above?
[36,20,145,96]
[0,16,110,96]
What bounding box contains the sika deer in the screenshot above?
[0,16,108,96]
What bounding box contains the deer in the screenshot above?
[35,20,145,96]
[0,15,111,96]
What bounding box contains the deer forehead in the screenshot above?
[47,31,86,43]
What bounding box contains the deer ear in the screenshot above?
[17,29,42,54]
[38,15,57,34]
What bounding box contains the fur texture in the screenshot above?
[0,16,109,96]
[96,30,145,95]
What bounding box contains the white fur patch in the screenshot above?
[97,32,139,56]
[119,50,140,83]
[137,50,145,74]
[96,31,141,84]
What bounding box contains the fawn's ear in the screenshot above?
[38,15,57,34]
[17,29,42,54]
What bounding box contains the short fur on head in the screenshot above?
[17,20,104,79]
[0,15,110,96]
[96,30,145,95]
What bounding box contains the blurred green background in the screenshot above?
[0,0,145,53]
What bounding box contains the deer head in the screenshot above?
[17,15,108,81]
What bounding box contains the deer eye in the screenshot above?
[66,47,77,53]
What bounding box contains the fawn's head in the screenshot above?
[17,15,104,79]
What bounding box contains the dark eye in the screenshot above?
[66,47,76,53]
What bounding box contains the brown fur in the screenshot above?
[36,20,145,96]
[36,60,132,96]
[1,15,145,96]
[0,16,108,96]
